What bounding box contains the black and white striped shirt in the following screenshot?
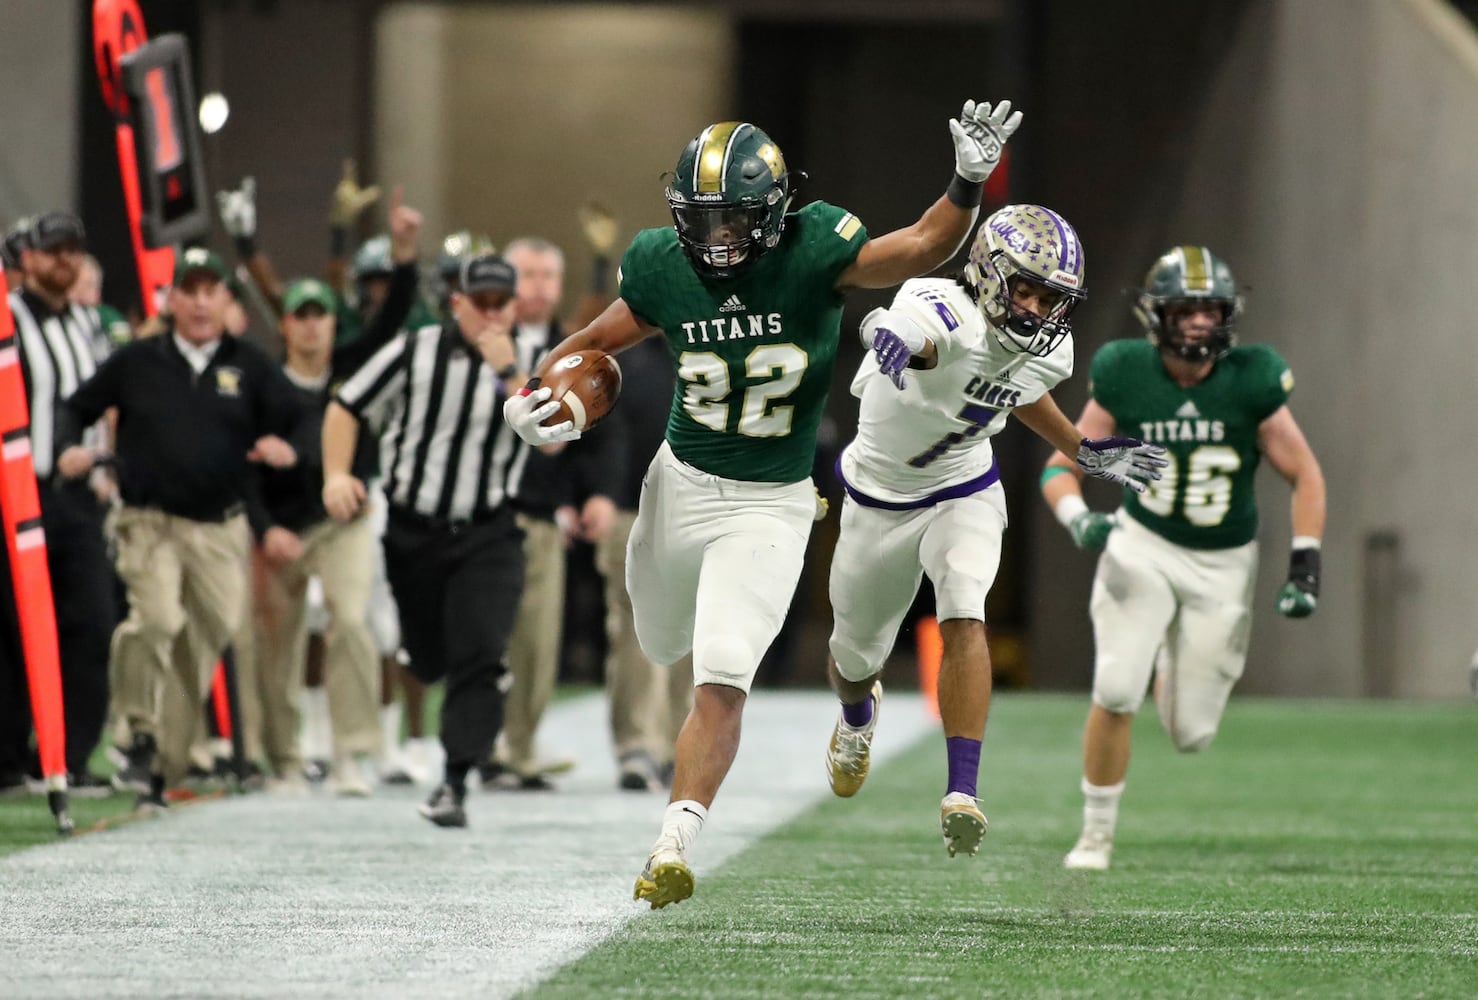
[8,288,109,478]
[335,322,525,521]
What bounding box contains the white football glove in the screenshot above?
[503,385,581,446]
[1076,436,1169,494]
[949,99,1023,184]
[216,176,256,240]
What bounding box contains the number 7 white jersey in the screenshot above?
[839,277,1073,505]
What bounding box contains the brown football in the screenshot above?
[538,350,623,432]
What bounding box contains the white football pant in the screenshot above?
[626,442,814,693]
[1089,513,1257,752]
[829,485,1007,683]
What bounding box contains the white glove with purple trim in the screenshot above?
[1076,436,1169,494]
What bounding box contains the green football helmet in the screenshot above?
[665,121,793,278]
[1134,246,1243,361]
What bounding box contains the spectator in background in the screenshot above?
[0,211,118,795]
[70,253,134,348]
[58,247,304,810]
[572,330,693,792]
[238,191,423,796]
[486,235,591,791]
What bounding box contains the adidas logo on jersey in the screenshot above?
[719,294,746,313]
[1175,400,1201,418]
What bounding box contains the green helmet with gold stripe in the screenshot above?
[1134,245,1243,361]
[665,121,793,278]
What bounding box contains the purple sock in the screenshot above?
[946,736,981,798]
[841,693,874,728]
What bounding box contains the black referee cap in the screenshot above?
[27,212,86,252]
[459,253,517,296]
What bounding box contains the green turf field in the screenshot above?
[533,694,1477,999]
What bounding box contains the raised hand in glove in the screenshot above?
[330,159,381,227]
[859,307,927,390]
[1068,510,1116,552]
[577,202,619,256]
[503,384,581,446]
[1076,436,1169,494]
[949,99,1023,183]
[1276,546,1320,618]
[216,176,257,240]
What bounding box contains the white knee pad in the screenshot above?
[1092,660,1151,716]
[828,630,885,684]
[1172,726,1217,753]
[692,634,758,693]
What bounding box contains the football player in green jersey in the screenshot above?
[1040,246,1327,871]
[506,99,1022,908]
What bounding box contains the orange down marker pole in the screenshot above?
[0,281,72,833]
[915,615,942,721]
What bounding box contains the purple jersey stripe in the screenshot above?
[835,452,1001,511]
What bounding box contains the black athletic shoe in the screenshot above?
[67,771,115,798]
[418,783,467,828]
[111,733,156,794]
[618,750,662,792]
[134,773,168,814]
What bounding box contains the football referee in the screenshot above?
[0,211,116,792]
[322,253,535,828]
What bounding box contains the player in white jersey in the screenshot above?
[824,205,1167,857]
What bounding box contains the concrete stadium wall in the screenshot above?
[0,0,78,224]
[375,3,734,293]
[1028,0,1478,698]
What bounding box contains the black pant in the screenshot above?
[382,507,524,770]
[0,481,118,775]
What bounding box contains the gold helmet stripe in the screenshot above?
[695,121,745,194]
[1178,245,1213,292]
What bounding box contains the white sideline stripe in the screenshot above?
[0,689,938,999]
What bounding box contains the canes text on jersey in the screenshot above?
[963,376,1021,409]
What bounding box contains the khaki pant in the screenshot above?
[108,507,249,785]
[238,516,379,775]
[498,515,565,772]
[598,509,691,763]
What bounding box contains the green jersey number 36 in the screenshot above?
[1138,444,1242,527]
[679,345,809,438]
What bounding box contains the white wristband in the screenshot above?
[1053,493,1089,530]
[1291,535,1321,551]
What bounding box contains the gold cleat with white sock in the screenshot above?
[940,792,988,857]
[633,844,694,909]
[826,680,882,797]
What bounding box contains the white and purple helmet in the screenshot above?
[963,204,1086,356]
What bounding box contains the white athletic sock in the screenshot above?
[379,703,403,760]
[1082,777,1125,836]
[300,686,333,762]
[657,799,708,855]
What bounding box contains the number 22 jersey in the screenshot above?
[839,277,1074,506]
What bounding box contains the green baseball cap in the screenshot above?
[172,246,229,285]
[283,277,336,315]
